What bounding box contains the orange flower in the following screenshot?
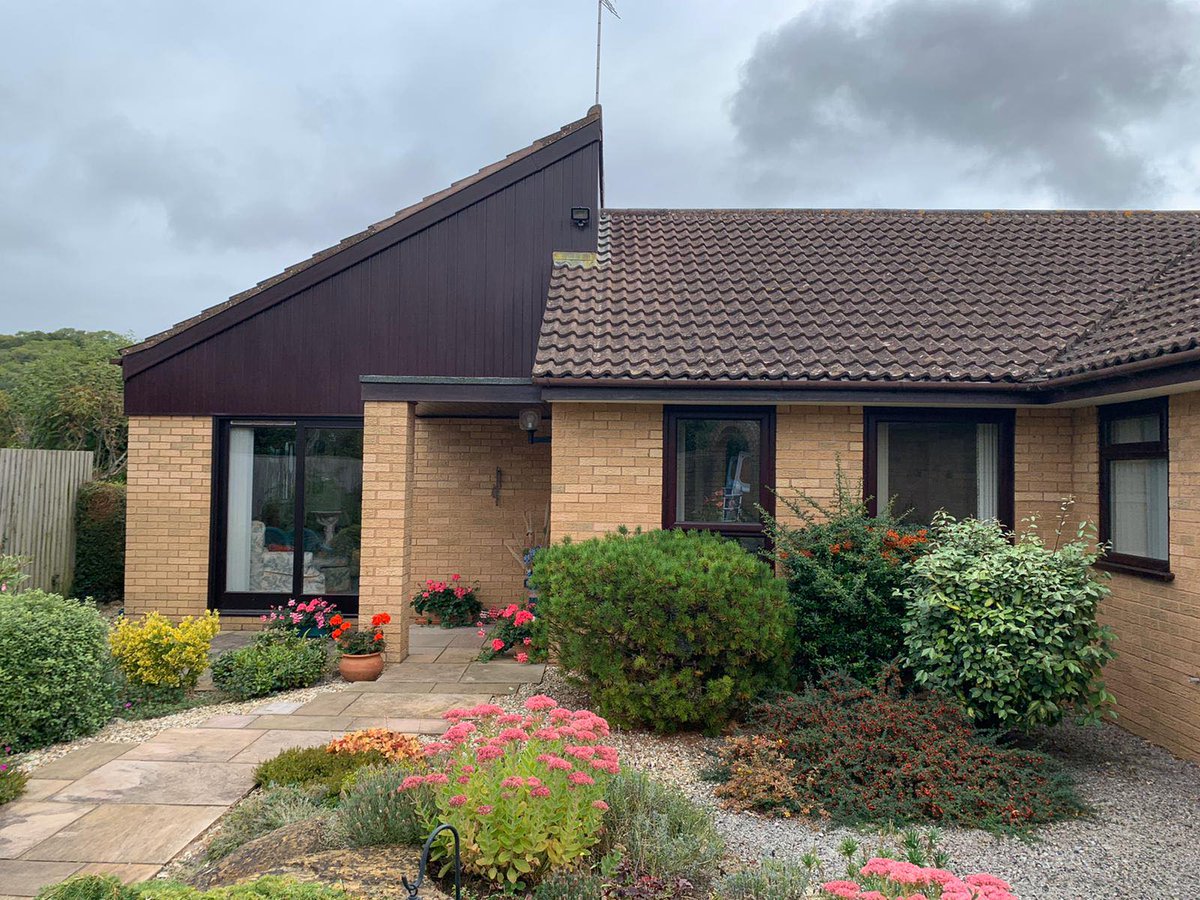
[373,632,384,641]
[330,614,344,627]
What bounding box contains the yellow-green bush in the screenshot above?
[110,611,221,690]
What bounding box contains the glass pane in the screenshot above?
[879,421,999,523]
[1109,458,1168,560]
[226,425,297,592]
[303,428,363,595]
[1107,414,1160,445]
[676,419,761,524]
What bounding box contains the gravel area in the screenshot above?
[508,667,1200,900]
[13,679,345,773]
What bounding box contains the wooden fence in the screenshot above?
[0,448,95,593]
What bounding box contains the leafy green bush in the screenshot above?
[713,673,1086,834]
[902,513,1117,731]
[333,763,427,848]
[764,474,928,684]
[534,528,792,732]
[600,771,724,890]
[36,875,350,899]
[0,590,115,750]
[210,632,328,700]
[0,755,27,805]
[253,745,386,798]
[0,553,29,592]
[72,481,125,603]
[205,786,328,860]
[717,860,816,900]
[531,870,604,900]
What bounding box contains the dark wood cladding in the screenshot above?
[124,135,600,416]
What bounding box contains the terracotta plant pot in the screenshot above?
[338,651,385,682]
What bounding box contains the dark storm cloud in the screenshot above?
[731,0,1200,206]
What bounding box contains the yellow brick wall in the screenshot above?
[359,400,414,660]
[774,405,864,524]
[410,418,550,609]
[1014,407,1078,530]
[550,403,663,542]
[124,417,212,620]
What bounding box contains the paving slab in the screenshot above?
[349,718,450,734]
[22,803,225,865]
[54,760,255,806]
[198,714,259,729]
[120,727,264,763]
[461,662,546,683]
[252,700,306,715]
[401,651,442,664]
[378,662,470,682]
[341,692,491,719]
[344,680,436,694]
[18,781,72,802]
[244,714,357,732]
[227,730,341,764]
[291,693,357,716]
[77,862,161,884]
[0,802,95,859]
[433,681,520,695]
[31,744,138,781]
[408,630,456,648]
[434,647,483,663]
[448,634,490,649]
[0,859,82,897]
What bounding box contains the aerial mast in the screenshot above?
[595,0,620,106]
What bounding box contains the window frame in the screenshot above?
[1098,396,1171,578]
[662,405,776,542]
[863,407,1016,528]
[209,416,365,616]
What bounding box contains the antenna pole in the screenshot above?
[594,0,603,106]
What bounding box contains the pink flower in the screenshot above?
[591,799,609,811]
[858,893,888,900]
[448,794,467,807]
[568,771,595,786]
[860,859,895,878]
[513,609,535,626]
[498,714,524,725]
[451,573,460,581]
[288,599,296,606]
[497,727,529,743]
[476,745,505,762]
[965,875,1013,891]
[524,695,558,712]
[468,704,505,717]
[501,776,525,789]
[821,882,861,899]
[525,776,542,788]
[549,708,573,722]
[457,775,471,785]
[515,652,530,664]
[522,637,532,646]
[397,775,427,792]
[476,805,494,815]
[424,772,450,785]
[888,862,930,886]
[530,786,552,799]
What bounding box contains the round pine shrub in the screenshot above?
[0,590,116,750]
[533,528,792,733]
[72,481,126,603]
[210,632,328,700]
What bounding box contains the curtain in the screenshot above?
[1111,458,1168,559]
[876,423,890,510]
[975,423,999,521]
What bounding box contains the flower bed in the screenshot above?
[822,857,1017,900]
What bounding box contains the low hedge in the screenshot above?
[36,875,350,899]
[0,590,115,750]
[211,632,329,700]
[72,481,126,603]
[533,528,792,732]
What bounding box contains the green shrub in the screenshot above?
[0,590,115,750]
[110,611,220,690]
[717,860,816,899]
[902,513,1117,731]
[72,481,125,603]
[210,632,328,700]
[600,771,724,890]
[0,751,27,805]
[205,786,329,860]
[534,528,792,732]
[714,673,1086,834]
[0,553,29,592]
[532,870,604,900]
[253,745,386,798]
[36,876,350,899]
[333,763,426,848]
[764,473,928,684]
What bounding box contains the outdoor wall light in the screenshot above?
[570,206,591,229]
[518,408,550,444]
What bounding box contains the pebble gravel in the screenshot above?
[508,667,1200,900]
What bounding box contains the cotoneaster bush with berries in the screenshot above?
[901,512,1116,732]
[533,528,792,733]
[412,573,481,628]
[764,471,929,685]
[711,671,1085,834]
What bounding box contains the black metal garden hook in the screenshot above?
[402,823,462,900]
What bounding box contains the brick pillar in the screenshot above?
[359,400,414,661]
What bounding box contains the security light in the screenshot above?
[570,207,591,229]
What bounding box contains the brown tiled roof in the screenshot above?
[534,208,1200,384]
[121,106,602,357]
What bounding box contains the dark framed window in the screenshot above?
[211,418,363,615]
[864,408,1015,527]
[663,406,776,551]
[1099,397,1170,576]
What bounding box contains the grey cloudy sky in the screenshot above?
[3,0,1200,339]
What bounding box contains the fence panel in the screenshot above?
[0,448,96,593]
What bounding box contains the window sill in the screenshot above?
[1093,560,1175,582]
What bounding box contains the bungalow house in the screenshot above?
[120,107,1200,761]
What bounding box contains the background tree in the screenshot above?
[0,329,130,478]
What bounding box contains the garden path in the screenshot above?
[0,626,544,898]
